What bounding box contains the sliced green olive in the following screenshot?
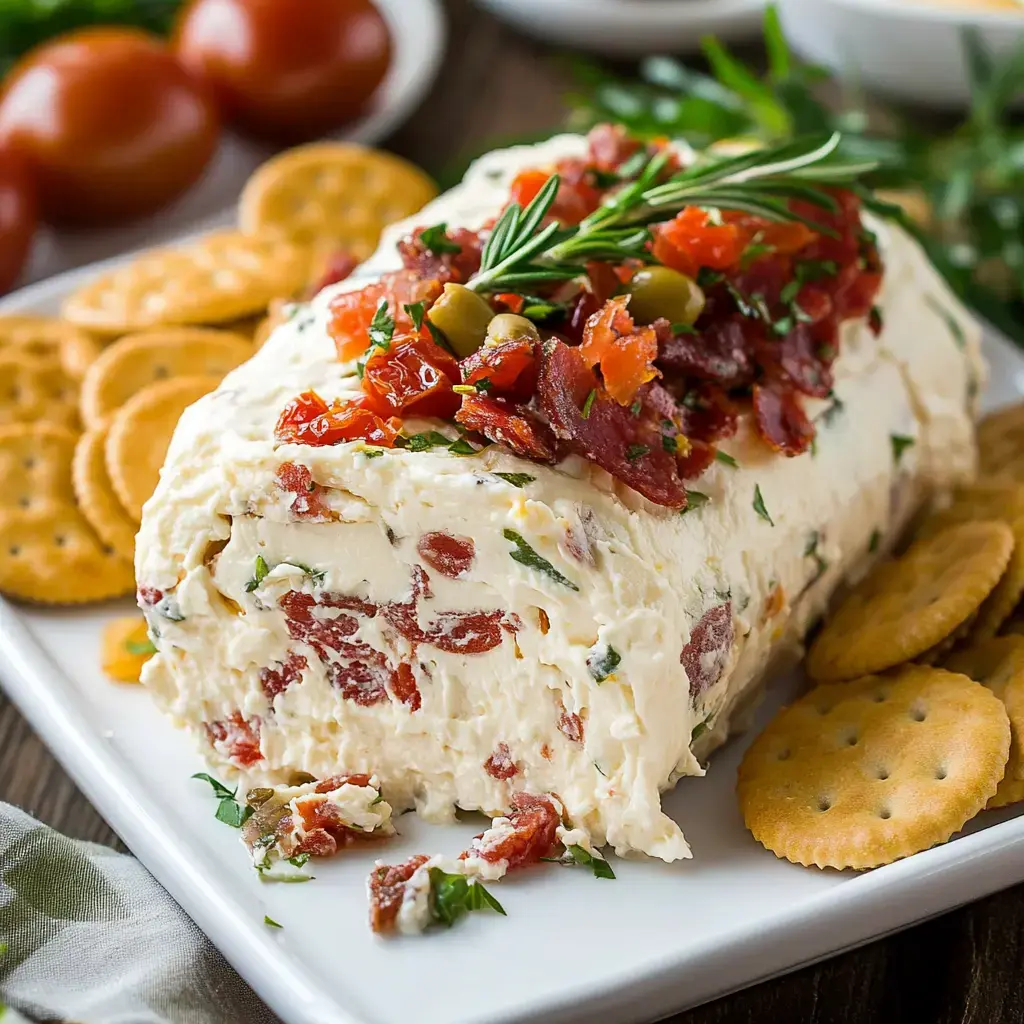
[427,283,496,357]
[485,313,541,346]
[627,266,706,326]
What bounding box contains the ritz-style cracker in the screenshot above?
[72,423,139,562]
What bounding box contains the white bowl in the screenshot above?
[475,0,766,57]
[778,0,1024,108]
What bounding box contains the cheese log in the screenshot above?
[137,136,983,862]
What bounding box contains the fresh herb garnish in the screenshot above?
[869,528,882,554]
[191,774,253,829]
[715,450,739,468]
[818,394,844,427]
[671,321,698,335]
[419,223,462,254]
[804,530,828,582]
[753,484,774,526]
[493,472,536,488]
[428,869,506,927]
[448,436,479,456]
[245,554,271,593]
[587,644,622,683]
[264,916,283,929]
[125,637,156,656]
[368,299,395,350]
[361,446,385,459]
[403,430,454,452]
[691,713,714,742]
[891,434,916,465]
[682,490,710,514]
[625,443,650,462]
[581,389,597,419]
[404,301,427,331]
[563,844,616,879]
[246,556,324,591]
[504,529,579,591]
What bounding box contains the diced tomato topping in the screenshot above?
[680,603,734,700]
[417,532,475,579]
[369,854,430,933]
[205,712,263,767]
[493,292,525,314]
[483,743,519,781]
[580,296,660,406]
[461,338,537,400]
[275,390,401,449]
[362,334,461,419]
[315,773,373,792]
[398,226,482,284]
[654,207,746,277]
[508,160,601,226]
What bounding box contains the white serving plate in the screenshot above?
[20,0,445,287]
[3,257,1024,1024]
[474,0,766,57]
[779,0,1024,109]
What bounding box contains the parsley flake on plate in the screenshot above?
[428,869,506,927]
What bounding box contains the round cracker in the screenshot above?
[79,328,251,428]
[806,521,1014,682]
[0,423,134,603]
[977,402,1024,480]
[0,350,80,431]
[0,314,103,380]
[61,231,310,335]
[106,375,218,520]
[239,142,437,264]
[72,422,138,560]
[737,666,1010,870]
[987,776,1024,810]
[945,636,1024,784]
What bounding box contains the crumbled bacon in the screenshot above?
[557,705,584,744]
[260,652,308,700]
[483,743,519,781]
[383,597,506,655]
[398,226,482,284]
[417,532,475,579]
[465,793,560,868]
[369,855,430,933]
[680,603,734,700]
[579,296,660,406]
[657,317,754,389]
[455,395,557,461]
[275,462,332,521]
[137,585,163,607]
[287,792,364,857]
[326,653,392,706]
[586,123,641,173]
[206,712,263,767]
[391,662,422,712]
[753,381,815,456]
[316,773,373,792]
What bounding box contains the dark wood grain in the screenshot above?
[3,2,1024,1021]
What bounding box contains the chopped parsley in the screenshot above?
[869,529,882,554]
[520,299,564,322]
[425,318,457,356]
[753,485,774,526]
[670,321,698,335]
[890,434,916,465]
[869,305,884,334]
[419,223,461,254]
[264,916,283,929]
[630,399,642,417]
[493,472,535,488]
[246,555,324,591]
[625,443,650,462]
[454,379,493,394]
[448,436,479,456]
[368,299,394,350]
[682,490,710,514]
[503,529,579,591]
[245,555,271,592]
[546,844,615,879]
[191,774,253,829]
[587,644,621,683]
[690,713,714,742]
[818,394,845,427]
[715,450,739,469]
[804,531,829,582]
[428,868,506,927]
[402,430,452,452]
[924,295,966,350]
[581,389,597,419]
[125,637,156,656]
[404,301,427,331]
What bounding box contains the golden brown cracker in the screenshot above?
[945,636,1024,783]
[737,666,1010,870]
[987,776,1024,810]
[72,423,138,561]
[106,375,218,520]
[61,231,310,334]
[0,350,80,431]
[79,328,251,428]
[0,314,102,380]
[0,423,134,603]
[238,142,437,263]
[806,521,1014,682]
[101,615,155,683]
[977,402,1024,480]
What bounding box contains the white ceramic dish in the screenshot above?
[474,0,766,57]
[20,0,445,288]
[3,257,1024,1024]
[779,0,1024,108]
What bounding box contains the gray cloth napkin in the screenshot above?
[0,802,279,1024]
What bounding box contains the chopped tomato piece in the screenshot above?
[493,292,525,314]
[580,296,659,406]
[461,337,537,400]
[508,160,601,225]
[655,207,746,276]
[362,334,461,419]
[275,390,401,448]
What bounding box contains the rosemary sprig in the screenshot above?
[466,132,875,295]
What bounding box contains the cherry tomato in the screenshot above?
[0,149,37,295]
[0,28,220,227]
[172,0,392,144]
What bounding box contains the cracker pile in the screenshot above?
[0,140,438,683]
[740,407,1024,869]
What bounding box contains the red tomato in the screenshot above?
[0,149,37,295]
[0,29,220,227]
[172,0,392,144]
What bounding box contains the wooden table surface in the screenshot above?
[3,2,1024,1022]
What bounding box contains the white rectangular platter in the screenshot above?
[3,258,1024,1024]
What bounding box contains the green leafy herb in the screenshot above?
[287,854,310,869]
[564,844,616,879]
[671,321,698,335]
[581,389,597,419]
[403,430,454,452]
[504,529,579,591]
[587,644,622,683]
[192,774,253,829]
[682,490,710,514]
[521,299,565,321]
[715,450,739,468]
[691,713,714,742]
[361,446,385,459]
[804,530,829,582]
[428,868,506,927]
[368,299,395,350]
[869,528,882,554]
[245,554,271,593]
[419,223,462,254]
[404,301,427,331]
[448,437,479,456]
[493,472,536,488]
[818,394,845,427]
[891,434,916,465]
[125,637,156,656]
[753,484,774,526]
[625,443,650,462]
[264,916,283,929]
[280,561,326,584]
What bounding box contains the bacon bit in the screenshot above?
[206,712,263,767]
[369,854,430,933]
[657,317,754,389]
[763,583,786,622]
[315,773,373,792]
[363,334,461,419]
[455,395,557,462]
[540,743,553,760]
[398,226,482,284]
[557,705,584,744]
[538,341,686,509]
[580,297,660,406]
[467,793,561,868]
[753,382,815,456]
[275,390,401,449]
[259,652,308,700]
[680,603,734,701]
[677,439,717,480]
[417,532,475,579]
[586,123,641,173]
[460,337,538,400]
[326,653,392,706]
[137,585,163,607]
[391,662,422,712]
[654,207,745,277]
[483,743,519,781]
[675,383,740,444]
[290,793,364,857]
[307,250,358,298]
[275,462,332,521]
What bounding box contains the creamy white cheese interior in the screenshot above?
[137,135,983,863]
